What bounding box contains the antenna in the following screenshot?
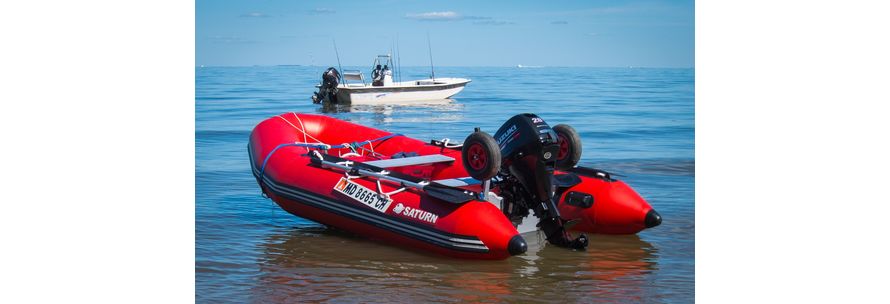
[332,39,343,81]
[427,32,435,81]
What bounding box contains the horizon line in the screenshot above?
[195,64,695,69]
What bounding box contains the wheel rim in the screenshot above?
[557,134,569,160]
[467,143,487,170]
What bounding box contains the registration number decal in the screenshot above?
[333,178,393,213]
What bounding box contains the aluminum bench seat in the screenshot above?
[364,154,455,168]
[432,177,482,187]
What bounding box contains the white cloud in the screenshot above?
[310,8,335,15]
[240,12,269,18]
[405,11,461,21]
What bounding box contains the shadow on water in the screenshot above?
[251,226,657,303]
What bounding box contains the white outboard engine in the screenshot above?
[312,67,340,104]
[461,113,588,250]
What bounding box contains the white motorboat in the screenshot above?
[312,54,470,105]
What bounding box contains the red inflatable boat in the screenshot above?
[249,113,660,259]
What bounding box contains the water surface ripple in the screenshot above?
[196,66,694,303]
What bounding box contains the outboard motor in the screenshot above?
[312,67,340,104]
[462,113,588,250]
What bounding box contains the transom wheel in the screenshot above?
[461,131,501,180]
[553,124,582,170]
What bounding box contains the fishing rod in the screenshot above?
[333,38,343,81]
[386,42,393,85]
[427,33,435,81]
[394,34,402,82]
[398,40,402,83]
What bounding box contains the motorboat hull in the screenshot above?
[336,78,470,105]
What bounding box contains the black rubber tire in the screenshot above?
[461,131,502,180]
[553,124,582,170]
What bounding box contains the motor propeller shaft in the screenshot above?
[538,216,589,250]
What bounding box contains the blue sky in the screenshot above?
[196,0,693,67]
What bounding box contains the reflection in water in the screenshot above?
[252,226,656,303]
[317,99,465,127]
[318,99,459,113]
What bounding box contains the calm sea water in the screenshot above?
[196,66,694,303]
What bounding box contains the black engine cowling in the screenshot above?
[494,113,560,204]
[312,67,340,104]
[492,113,588,250]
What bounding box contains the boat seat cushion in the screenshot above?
[364,154,454,168]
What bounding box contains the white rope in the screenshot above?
[292,112,309,143]
[355,145,384,159]
[276,113,325,144]
[439,138,463,148]
[335,160,364,179]
[278,113,363,156]
[275,115,299,131]
[338,142,363,157]
[291,113,327,145]
[276,115,307,143]
[275,113,392,158]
